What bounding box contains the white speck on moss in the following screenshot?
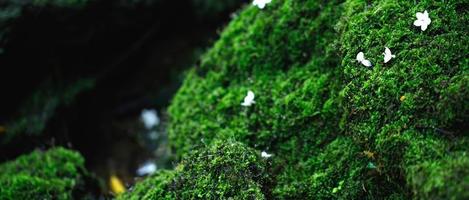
[253,0,272,9]
[261,151,272,158]
[241,91,256,107]
[414,10,431,31]
[383,47,396,63]
[356,52,372,67]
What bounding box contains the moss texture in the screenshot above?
[120,140,271,199]
[0,147,89,200]
[160,0,468,199]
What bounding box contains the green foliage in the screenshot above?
[168,0,350,198]
[338,0,469,199]
[0,147,88,200]
[165,0,468,199]
[169,0,345,158]
[121,140,271,199]
[406,150,469,199]
[119,170,176,200]
[171,140,271,199]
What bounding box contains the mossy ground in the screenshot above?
[0,147,91,200]
[120,141,271,199]
[157,0,468,199]
[2,0,467,199]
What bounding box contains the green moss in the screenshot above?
[406,150,469,199]
[338,0,468,199]
[163,0,469,199]
[169,0,344,157]
[119,170,176,200]
[0,147,89,200]
[121,140,271,199]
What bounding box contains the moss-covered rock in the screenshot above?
[0,147,91,200]
[163,0,468,199]
[120,170,176,200]
[121,140,271,199]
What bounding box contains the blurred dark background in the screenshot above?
[0,0,247,195]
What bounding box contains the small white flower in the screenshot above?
[141,109,159,129]
[253,0,272,9]
[261,151,272,158]
[136,161,157,176]
[356,52,373,67]
[383,47,396,63]
[414,10,431,31]
[241,91,256,107]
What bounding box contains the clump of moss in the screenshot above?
[121,140,271,199]
[119,170,176,200]
[0,147,90,200]
[165,0,468,199]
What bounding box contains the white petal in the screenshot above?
[384,55,391,63]
[414,20,423,27]
[362,60,372,67]
[385,47,391,55]
[261,151,272,158]
[421,23,428,31]
[242,91,255,106]
[136,162,157,176]
[241,100,254,106]
[356,52,365,62]
[424,17,431,25]
[253,0,271,9]
[423,10,429,19]
[247,91,255,99]
[384,55,392,63]
[416,12,424,19]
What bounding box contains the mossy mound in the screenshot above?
[164,0,468,199]
[0,147,91,200]
[120,141,271,199]
[119,170,176,200]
